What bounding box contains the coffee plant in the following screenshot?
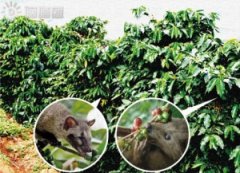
[0,7,239,173]
[118,104,174,152]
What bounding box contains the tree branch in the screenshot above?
[116,126,132,137]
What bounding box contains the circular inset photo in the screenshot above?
[115,98,190,172]
[34,98,108,172]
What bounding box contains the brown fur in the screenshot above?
[36,103,95,156]
[120,118,189,170]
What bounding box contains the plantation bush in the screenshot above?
[0,8,239,172]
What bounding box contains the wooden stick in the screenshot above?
[121,130,139,140]
[150,114,159,122]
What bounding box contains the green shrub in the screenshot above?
[0,8,239,173]
[66,16,107,39]
[0,109,26,136]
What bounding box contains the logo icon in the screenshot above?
[1,1,21,18]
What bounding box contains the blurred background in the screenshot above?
[119,99,183,128]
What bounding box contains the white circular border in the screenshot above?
[115,98,191,173]
[33,98,109,172]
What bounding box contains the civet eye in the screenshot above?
[164,133,171,140]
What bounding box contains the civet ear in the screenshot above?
[64,116,78,130]
[87,119,95,126]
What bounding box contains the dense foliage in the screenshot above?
[0,8,239,173]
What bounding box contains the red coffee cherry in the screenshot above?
[151,108,162,116]
[134,117,142,127]
[132,117,142,132]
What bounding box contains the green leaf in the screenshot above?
[87,70,92,79]
[192,66,201,77]
[122,99,131,106]
[230,146,240,168]
[206,78,217,93]
[210,134,224,150]
[144,46,159,63]
[234,78,240,88]
[132,6,149,18]
[231,105,239,118]
[152,29,162,42]
[216,78,225,97]
[170,25,181,38]
[200,135,209,151]
[167,80,175,93]
[192,160,205,169]
[229,61,240,72]
[203,114,211,128]
[161,58,169,69]
[224,125,240,141]
[201,134,224,151]
[173,94,183,104]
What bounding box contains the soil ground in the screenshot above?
[0,109,58,173]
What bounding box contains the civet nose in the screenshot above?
[146,123,152,133]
